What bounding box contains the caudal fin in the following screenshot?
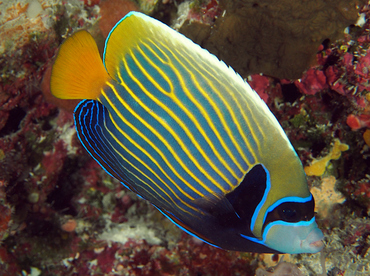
[51,30,110,100]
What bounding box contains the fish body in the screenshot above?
[51,12,324,254]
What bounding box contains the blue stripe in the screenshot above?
[103,11,137,71]
[101,86,214,199]
[113,53,239,192]
[172,45,259,166]
[126,47,234,176]
[262,194,313,226]
[74,100,134,190]
[75,100,178,209]
[262,217,317,242]
[146,43,246,172]
[241,217,318,246]
[174,45,263,164]
[156,207,221,249]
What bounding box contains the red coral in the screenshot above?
[41,140,67,179]
[83,0,101,7]
[99,0,139,38]
[294,68,328,95]
[346,113,370,130]
[354,50,370,78]
[353,181,370,198]
[325,65,347,95]
[0,204,11,240]
[0,247,21,275]
[96,245,120,274]
[187,0,221,25]
[248,74,270,103]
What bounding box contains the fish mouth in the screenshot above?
[309,239,324,248]
[304,227,324,252]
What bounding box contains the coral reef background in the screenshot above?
[0,0,370,275]
[180,0,368,79]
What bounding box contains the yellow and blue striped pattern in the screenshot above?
[79,32,268,208]
[70,12,323,253]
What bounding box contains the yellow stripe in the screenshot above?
[133,45,241,183]
[134,43,174,95]
[102,83,208,200]
[175,46,261,161]
[100,88,201,214]
[103,125,197,216]
[136,42,242,184]
[98,129,176,208]
[174,45,264,158]
[148,40,246,175]
[158,44,249,169]
[121,49,232,194]
[112,67,225,196]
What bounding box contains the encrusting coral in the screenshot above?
[180,0,367,79]
[304,139,349,176]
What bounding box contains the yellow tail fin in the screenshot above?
[51,30,110,100]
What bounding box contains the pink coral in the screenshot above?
[248,74,271,103]
[187,0,221,25]
[294,68,328,95]
[354,50,370,78]
[346,114,370,130]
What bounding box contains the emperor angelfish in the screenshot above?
[50,11,324,254]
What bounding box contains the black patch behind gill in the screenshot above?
[226,164,267,230]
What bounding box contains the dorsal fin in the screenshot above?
[103,12,167,81]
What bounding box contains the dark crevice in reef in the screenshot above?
[46,156,86,216]
[0,107,27,138]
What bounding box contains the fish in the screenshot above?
[50,11,324,254]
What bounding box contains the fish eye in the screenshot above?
[263,198,315,232]
[281,208,298,220]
